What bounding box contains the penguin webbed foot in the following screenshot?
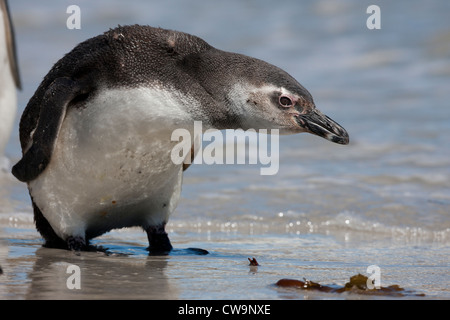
[145,224,173,255]
[66,236,87,251]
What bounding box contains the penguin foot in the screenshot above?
[145,224,173,255]
[66,236,86,251]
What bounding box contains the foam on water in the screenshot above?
[1,0,449,299]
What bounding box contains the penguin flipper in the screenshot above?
[12,77,85,182]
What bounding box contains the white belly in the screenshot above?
[29,86,198,240]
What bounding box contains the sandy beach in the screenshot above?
[1,0,449,300]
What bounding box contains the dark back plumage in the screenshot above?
[18,25,213,151]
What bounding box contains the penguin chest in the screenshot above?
[28,86,197,237]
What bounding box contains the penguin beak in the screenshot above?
[295,109,349,145]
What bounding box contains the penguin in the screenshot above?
[12,25,349,252]
[0,0,21,165]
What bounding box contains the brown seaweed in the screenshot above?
[248,257,260,266]
[276,278,334,292]
[276,273,425,297]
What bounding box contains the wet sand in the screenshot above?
[2,0,450,301]
[0,197,448,300]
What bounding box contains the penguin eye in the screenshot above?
[279,95,293,107]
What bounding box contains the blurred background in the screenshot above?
[5,0,450,234]
[0,0,449,299]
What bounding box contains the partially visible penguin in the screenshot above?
[0,0,21,167]
[12,25,349,252]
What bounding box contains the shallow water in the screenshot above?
[1,0,450,300]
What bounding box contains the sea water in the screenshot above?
[0,0,449,299]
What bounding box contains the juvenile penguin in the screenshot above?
[12,25,349,252]
[0,0,21,164]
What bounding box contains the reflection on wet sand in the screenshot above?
[25,247,179,299]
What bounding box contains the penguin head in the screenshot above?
[182,48,349,145]
[235,79,350,145]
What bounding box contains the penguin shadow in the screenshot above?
[150,247,209,256]
[73,240,210,257]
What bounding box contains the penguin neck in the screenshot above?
[200,82,274,132]
[192,79,260,132]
